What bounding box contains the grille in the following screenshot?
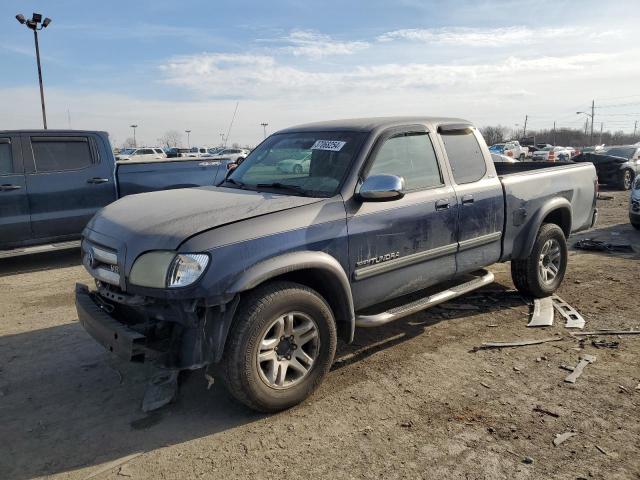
[82,240,121,287]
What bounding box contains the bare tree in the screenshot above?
[480,125,509,146]
[122,137,136,148]
[159,130,183,148]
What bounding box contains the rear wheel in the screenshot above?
[221,281,336,412]
[619,169,634,190]
[511,223,568,298]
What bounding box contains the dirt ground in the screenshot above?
[1,189,639,480]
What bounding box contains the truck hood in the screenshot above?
[85,186,323,254]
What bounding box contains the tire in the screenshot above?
[221,281,337,412]
[511,223,568,298]
[619,169,634,190]
[293,164,303,174]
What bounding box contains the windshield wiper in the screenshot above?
[255,182,309,196]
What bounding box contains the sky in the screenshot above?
[1,0,639,147]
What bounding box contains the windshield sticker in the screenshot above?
[311,140,346,152]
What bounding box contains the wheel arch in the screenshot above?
[227,251,356,343]
[513,198,572,259]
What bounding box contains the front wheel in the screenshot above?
[511,223,568,298]
[221,281,337,412]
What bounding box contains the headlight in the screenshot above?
[129,251,209,289]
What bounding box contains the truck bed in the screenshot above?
[496,161,597,261]
[116,158,230,196]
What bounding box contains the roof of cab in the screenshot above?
[277,116,472,134]
[0,129,108,135]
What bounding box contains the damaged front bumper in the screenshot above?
[75,283,239,369]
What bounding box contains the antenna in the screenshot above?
[224,101,239,147]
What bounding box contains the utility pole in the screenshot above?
[130,124,138,147]
[16,13,52,129]
[634,120,638,138]
[219,133,225,145]
[185,129,191,149]
[260,122,268,139]
[553,121,556,146]
[522,115,528,138]
[590,99,595,146]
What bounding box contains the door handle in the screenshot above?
[462,194,474,205]
[435,199,450,210]
[87,177,109,184]
[0,184,21,191]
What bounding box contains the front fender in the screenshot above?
[227,251,356,342]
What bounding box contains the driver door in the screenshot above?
[346,126,459,310]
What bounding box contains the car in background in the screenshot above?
[116,147,166,161]
[491,153,519,163]
[165,147,192,158]
[574,145,640,190]
[276,153,312,173]
[531,146,571,162]
[489,141,528,160]
[208,148,250,162]
[630,175,640,229]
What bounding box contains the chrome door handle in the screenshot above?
[435,199,450,210]
[462,194,474,205]
[87,177,109,184]
[0,184,21,191]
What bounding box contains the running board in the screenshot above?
[355,269,495,328]
[0,240,81,259]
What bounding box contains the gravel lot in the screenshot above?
[1,189,639,480]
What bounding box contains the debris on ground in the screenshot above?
[474,337,562,351]
[597,194,614,200]
[574,238,634,253]
[591,339,620,349]
[595,445,609,456]
[571,330,640,336]
[480,382,491,389]
[559,364,575,372]
[205,373,215,390]
[553,431,577,446]
[551,295,585,329]
[141,370,179,413]
[618,385,629,394]
[564,354,596,384]
[85,452,143,479]
[522,456,534,464]
[441,303,480,311]
[533,405,560,418]
[636,383,640,391]
[527,297,554,327]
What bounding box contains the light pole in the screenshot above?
[260,122,268,139]
[219,133,225,146]
[130,124,138,147]
[577,99,595,145]
[185,130,191,149]
[16,12,52,129]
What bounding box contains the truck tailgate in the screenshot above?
[116,158,229,196]
[497,162,597,261]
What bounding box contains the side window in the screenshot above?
[0,140,14,174]
[31,137,93,172]
[440,130,487,184]
[367,132,443,190]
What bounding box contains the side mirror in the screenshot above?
[357,174,405,202]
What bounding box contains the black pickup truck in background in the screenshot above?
[0,130,232,255]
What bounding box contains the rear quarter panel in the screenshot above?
[500,163,597,260]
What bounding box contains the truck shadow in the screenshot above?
[0,248,81,277]
[0,282,519,479]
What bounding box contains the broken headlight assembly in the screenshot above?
[129,251,210,289]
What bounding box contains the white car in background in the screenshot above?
[276,154,312,174]
[531,146,572,162]
[489,141,528,160]
[116,147,166,162]
[208,148,250,162]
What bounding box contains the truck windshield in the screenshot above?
[226,131,366,197]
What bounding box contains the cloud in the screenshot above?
[280,30,369,59]
[159,51,615,99]
[377,26,604,47]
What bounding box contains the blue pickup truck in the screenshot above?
[75,117,598,412]
[0,130,232,256]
